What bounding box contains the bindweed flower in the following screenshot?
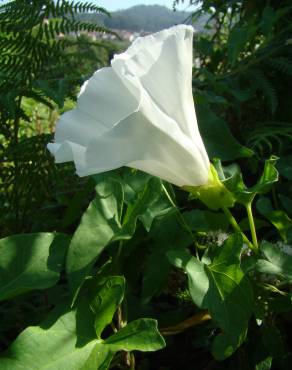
[47,25,210,187]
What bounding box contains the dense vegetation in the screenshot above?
[0,0,292,369]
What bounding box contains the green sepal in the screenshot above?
[184,165,236,210]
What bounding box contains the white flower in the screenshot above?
[47,25,209,187]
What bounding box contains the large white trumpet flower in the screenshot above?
[47,25,210,187]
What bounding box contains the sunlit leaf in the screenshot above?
[89,276,125,338]
[168,234,253,360]
[105,319,165,352]
[0,233,68,301]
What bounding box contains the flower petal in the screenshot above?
[48,25,210,188]
[79,90,208,187]
[111,25,208,168]
[47,141,86,169]
[53,67,140,148]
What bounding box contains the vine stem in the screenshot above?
[221,207,256,253]
[246,202,259,253]
[160,311,211,336]
[162,184,199,257]
[129,353,135,370]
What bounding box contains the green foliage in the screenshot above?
[1,0,292,368]
[256,197,292,242]
[255,241,292,281]
[66,176,124,294]
[0,0,114,158]
[0,0,109,81]
[0,306,98,370]
[0,276,165,369]
[90,276,125,338]
[187,0,292,160]
[0,233,68,301]
[245,122,292,157]
[168,234,254,360]
[196,105,253,161]
[104,319,165,352]
[0,132,91,235]
[0,161,291,367]
[0,1,123,236]
[66,172,169,294]
[277,155,292,180]
[219,157,279,206]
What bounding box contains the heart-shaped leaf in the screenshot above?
[89,276,125,338]
[168,234,254,360]
[255,242,292,281]
[220,157,278,205]
[0,233,68,301]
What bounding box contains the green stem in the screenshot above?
[222,207,256,252]
[129,353,135,370]
[162,184,199,257]
[113,241,123,274]
[246,202,259,253]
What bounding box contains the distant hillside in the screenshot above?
[77,5,208,33]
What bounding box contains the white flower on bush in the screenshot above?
[47,25,209,187]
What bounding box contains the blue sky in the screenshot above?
[92,0,193,11]
[2,0,194,11]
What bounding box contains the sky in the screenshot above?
[2,0,195,12]
[91,0,193,12]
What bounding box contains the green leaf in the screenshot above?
[262,326,284,358]
[141,251,172,305]
[141,213,193,304]
[90,276,125,338]
[99,170,172,232]
[66,177,124,294]
[256,196,274,214]
[255,357,273,370]
[183,209,229,232]
[67,174,169,295]
[278,194,292,217]
[196,105,253,161]
[260,6,277,35]
[0,295,165,370]
[0,306,98,370]
[122,169,152,202]
[62,178,96,228]
[87,319,165,367]
[168,234,253,360]
[0,233,68,301]
[277,155,292,180]
[116,177,165,238]
[222,157,278,205]
[239,217,269,231]
[255,157,279,194]
[256,197,292,242]
[105,319,165,352]
[82,344,113,370]
[255,242,292,280]
[227,25,251,66]
[212,329,247,361]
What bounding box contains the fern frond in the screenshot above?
[266,56,292,76]
[0,0,112,112]
[247,68,278,114]
[245,121,292,156]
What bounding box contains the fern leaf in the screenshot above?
[266,56,292,76]
[248,68,278,114]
